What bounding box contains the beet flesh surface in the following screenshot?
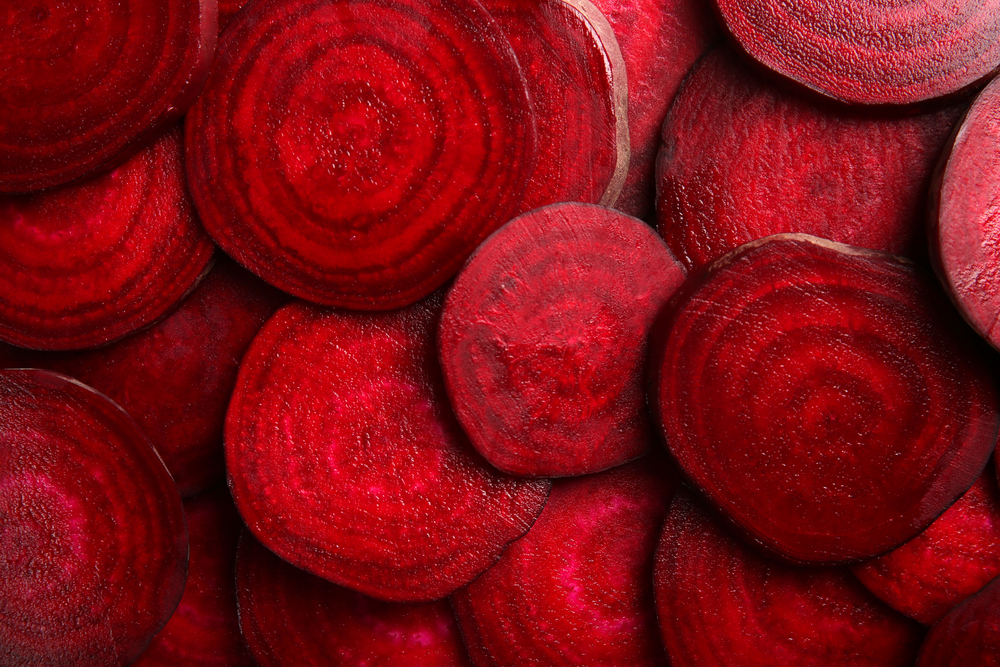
[226,292,550,601]
[917,574,1000,666]
[651,234,1000,563]
[186,0,536,310]
[657,46,963,271]
[0,369,188,667]
[439,203,686,477]
[0,0,217,193]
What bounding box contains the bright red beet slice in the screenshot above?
[0,369,187,666]
[655,490,924,666]
[439,203,685,477]
[917,575,1000,666]
[657,46,963,270]
[226,293,550,601]
[186,0,535,310]
[0,126,216,351]
[0,1,216,193]
[651,234,1000,563]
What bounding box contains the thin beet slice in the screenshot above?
[655,490,923,666]
[650,234,1000,563]
[0,126,216,351]
[0,369,187,667]
[226,293,550,602]
[237,531,472,667]
[657,46,963,270]
[186,0,536,310]
[917,575,1000,666]
[0,0,216,193]
[439,203,686,477]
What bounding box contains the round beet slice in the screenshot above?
[0,0,216,193]
[712,0,1000,105]
[917,574,1000,666]
[186,0,536,310]
[0,369,187,666]
[226,293,550,602]
[651,234,1000,563]
[0,126,216,351]
[440,203,686,477]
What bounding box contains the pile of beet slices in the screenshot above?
[8,0,1000,665]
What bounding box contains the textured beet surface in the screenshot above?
[655,490,924,666]
[0,369,188,667]
[0,0,216,193]
[218,0,247,32]
[439,203,685,477]
[186,0,535,310]
[657,46,963,270]
[917,574,1000,666]
[651,234,1000,563]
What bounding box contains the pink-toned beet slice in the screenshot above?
[651,234,1000,563]
[0,0,216,193]
[0,126,216,351]
[655,490,924,666]
[186,0,536,310]
[657,46,964,270]
[439,203,686,477]
[917,575,1000,666]
[0,369,187,666]
[226,293,550,602]
[452,457,676,667]
[237,531,472,667]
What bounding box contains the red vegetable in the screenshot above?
[917,574,1000,666]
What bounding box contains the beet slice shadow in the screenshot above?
[917,574,1000,666]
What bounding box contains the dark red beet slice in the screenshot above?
[655,490,924,666]
[186,0,535,310]
[452,457,675,667]
[657,46,963,270]
[0,369,187,666]
[0,1,216,193]
[226,293,550,601]
[439,203,685,477]
[651,234,1000,563]
[218,0,247,32]
[0,126,216,351]
[917,575,1000,666]
[237,531,472,667]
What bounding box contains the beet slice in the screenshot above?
[452,457,675,667]
[0,369,187,666]
[226,293,550,601]
[655,490,924,666]
[657,46,963,270]
[439,203,685,477]
[0,126,216,351]
[650,234,1000,563]
[218,0,247,32]
[186,0,536,310]
[0,0,216,193]
[917,575,1000,666]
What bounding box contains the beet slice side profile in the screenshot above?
[651,234,1000,563]
[917,575,1000,666]
[0,369,188,667]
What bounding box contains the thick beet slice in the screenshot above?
[655,490,923,666]
[917,575,1000,666]
[226,293,550,601]
[0,0,216,193]
[657,46,963,270]
[0,369,187,666]
[186,0,535,310]
[0,126,216,351]
[651,234,1000,563]
[440,203,685,477]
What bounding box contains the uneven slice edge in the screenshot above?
[917,574,1000,666]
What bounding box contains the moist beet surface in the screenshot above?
[917,574,1000,666]
[439,203,685,477]
[218,0,247,32]
[650,234,1000,563]
[0,369,188,667]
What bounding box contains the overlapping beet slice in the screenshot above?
[917,574,1000,666]
[0,369,187,666]
[650,234,1000,563]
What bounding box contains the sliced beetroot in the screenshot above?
[452,457,675,667]
[917,575,1000,666]
[186,0,536,310]
[0,126,216,351]
[439,203,686,477]
[651,234,1000,563]
[657,46,964,270]
[0,369,187,666]
[226,293,550,601]
[655,490,924,666]
[0,0,216,193]
[218,0,247,32]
